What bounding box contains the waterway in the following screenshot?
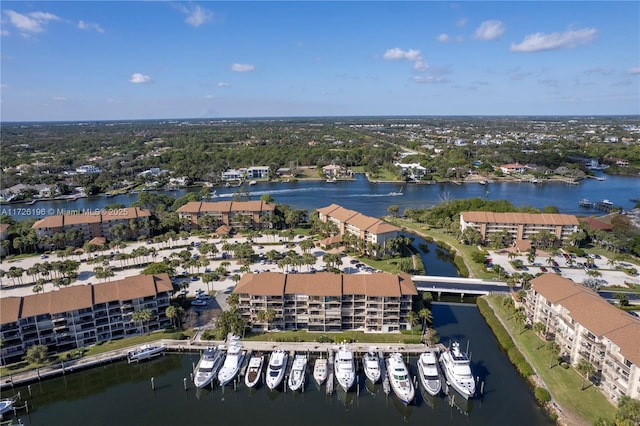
[3,304,552,426]
[4,173,638,221]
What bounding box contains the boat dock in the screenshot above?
[325,349,334,395]
[0,339,436,391]
[378,350,391,395]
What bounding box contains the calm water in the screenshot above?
[4,304,552,426]
[6,173,639,221]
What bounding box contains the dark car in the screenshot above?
[540,266,548,272]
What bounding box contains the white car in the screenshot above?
[191,299,208,307]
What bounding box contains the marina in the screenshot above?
[0,304,553,425]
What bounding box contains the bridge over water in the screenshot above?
[411,275,512,300]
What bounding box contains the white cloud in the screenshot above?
[413,76,447,84]
[473,20,505,41]
[4,9,61,33]
[175,4,214,27]
[510,28,598,52]
[129,73,152,83]
[457,18,467,27]
[53,96,68,101]
[437,33,451,43]
[1,29,9,36]
[0,84,7,89]
[383,48,422,61]
[627,67,640,75]
[217,82,230,87]
[78,20,105,33]
[231,63,255,72]
[205,94,215,99]
[413,60,429,72]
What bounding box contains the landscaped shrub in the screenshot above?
[170,332,188,340]
[402,338,422,344]
[315,335,333,343]
[560,361,570,369]
[534,387,551,403]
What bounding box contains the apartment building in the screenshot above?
[0,274,173,364]
[459,211,578,244]
[31,207,151,242]
[317,204,400,247]
[524,274,640,402]
[233,272,417,333]
[0,223,9,256]
[176,200,275,230]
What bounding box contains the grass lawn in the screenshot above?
[390,218,496,279]
[243,330,420,344]
[486,295,616,424]
[0,329,194,376]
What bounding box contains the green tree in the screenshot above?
[25,344,48,365]
[547,341,560,369]
[576,359,596,390]
[614,396,640,426]
[132,309,154,334]
[165,305,185,328]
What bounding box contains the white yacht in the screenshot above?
[217,336,246,386]
[439,341,476,399]
[265,349,289,390]
[313,357,328,386]
[287,354,308,392]
[417,351,442,396]
[193,346,225,388]
[244,354,265,388]
[362,348,381,383]
[127,343,166,362]
[386,353,415,405]
[334,342,356,392]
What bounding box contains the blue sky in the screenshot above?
[1,1,638,121]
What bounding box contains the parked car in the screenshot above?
[191,299,207,307]
[540,266,548,272]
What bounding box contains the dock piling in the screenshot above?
[183,378,187,390]
[28,385,31,397]
[151,377,155,390]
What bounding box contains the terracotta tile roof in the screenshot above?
[0,297,22,324]
[318,204,399,235]
[32,207,151,229]
[327,206,360,223]
[514,239,532,252]
[366,221,400,234]
[234,272,417,298]
[89,237,107,245]
[177,201,275,214]
[1,274,172,325]
[347,213,380,231]
[317,204,342,217]
[605,322,640,366]
[530,274,586,303]
[579,217,613,231]
[93,273,173,304]
[0,223,10,234]
[233,272,285,296]
[318,236,342,247]
[532,274,640,364]
[461,211,578,226]
[285,273,342,296]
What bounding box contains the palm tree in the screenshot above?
[256,308,276,331]
[405,311,419,333]
[547,341,560,369]
[513,309,527,334]
[576,359,596,390]
[533,322,547,348]
[132,309,154,334]
[165,305,185,328]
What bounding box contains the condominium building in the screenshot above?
[233,272,417,333]
[523,274,640,402]
[31,207,151,242]
[0,274,173,364]
[177,200,275,230]
[459,211,579,244]
[317,204,400,247]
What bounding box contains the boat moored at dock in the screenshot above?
[363,348,381,384]
[417,351,441,396]
[439,342,476,399]
[265,349,289,390]
[244,354,265,388]
[386,353,415,405]
[334,342,356,392]
[217,336,246,386]
[287,354,308,392]
[127,344,166,363]
[313,357,328,386]
[193,346,225,388]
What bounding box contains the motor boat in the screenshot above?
[265,349,289,390]
[127,343,166,362]
[0,398,14,416]
[217,336,246,386]
[287,354,308,392]
[193,346,225,388]
[417,351,442,396]
[386,353,415,405]
[334,342,356,392]
[313,357,328,386]
[362,348,381,383]
[244,354,265,388]
[439,341,476,399]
